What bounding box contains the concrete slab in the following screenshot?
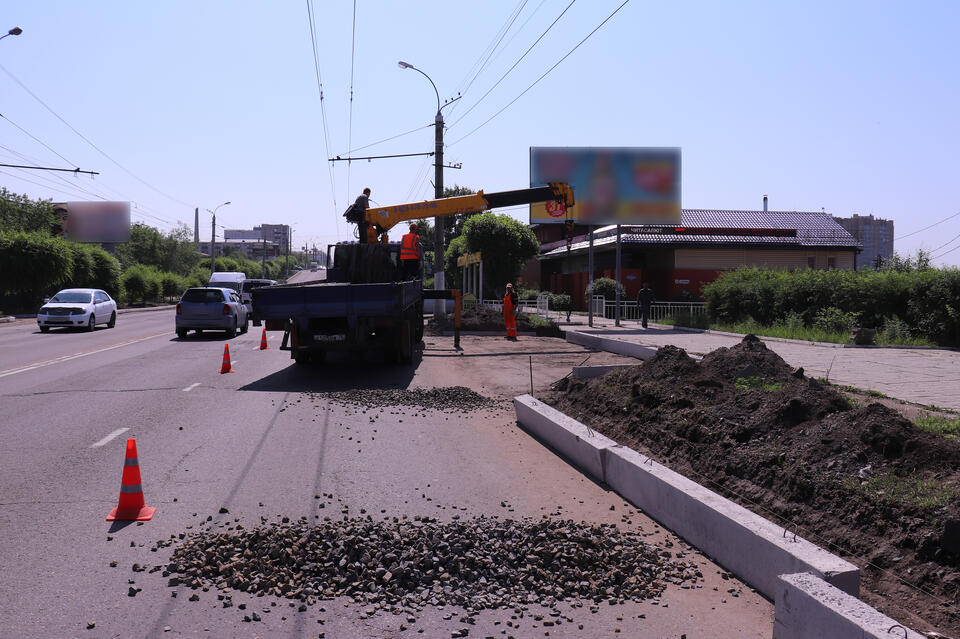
[603,446,860,600]
[773,573,924,639]
[566,330,658,360]
[513,394,616,481]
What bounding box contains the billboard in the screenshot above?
[529,147,681,225]
[54,201,131,243]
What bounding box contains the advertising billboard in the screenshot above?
[54,201,131,243]
[529,147,681,225]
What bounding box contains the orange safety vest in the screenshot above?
[400,233,419,261]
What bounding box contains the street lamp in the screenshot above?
[398,60,448,316]
[1,27,23,41]
[205,201,231,273]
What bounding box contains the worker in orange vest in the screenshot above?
[503,283,519,340]
[400,223,422,281]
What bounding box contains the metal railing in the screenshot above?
[597,298,705,322]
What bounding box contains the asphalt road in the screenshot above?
[0,311,773,638]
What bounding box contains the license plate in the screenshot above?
[313,334,345,342]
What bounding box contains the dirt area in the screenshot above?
[542,335,960,636]
[427,306,562,337]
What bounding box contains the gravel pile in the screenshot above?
[312,386,497,413]
[165,515,700,613]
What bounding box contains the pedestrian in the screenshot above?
[344,187,372,242]
[637,282,655,328]
[503,283,519,340]
[400,222,422,280]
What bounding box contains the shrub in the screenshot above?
[549,293,572,321]
[121,264,163,305]
[584,277,625,302]
[813,307,860,334]
[160,272,187,299]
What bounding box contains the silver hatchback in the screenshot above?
[175,288,248,338]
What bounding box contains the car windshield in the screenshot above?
[181,289,225,303]
[50,292,92,304]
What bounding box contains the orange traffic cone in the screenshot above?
[259,328,269,350]
[106,438,155,521]
[220,344,233,373]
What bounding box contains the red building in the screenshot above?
[525,209,862,309]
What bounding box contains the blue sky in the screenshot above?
[2,1,958,265]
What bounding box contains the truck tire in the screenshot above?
[398,320,413,364]
[294,351,311,365]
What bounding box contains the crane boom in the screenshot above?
[362,182,574,243]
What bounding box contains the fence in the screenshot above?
[593,297,706,323]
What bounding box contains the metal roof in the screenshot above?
[541,209,861,258]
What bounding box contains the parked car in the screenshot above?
[37,288,117,332]
[175,287,248,338]
[240,278,276,315]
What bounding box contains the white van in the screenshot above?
[208,272,246,293]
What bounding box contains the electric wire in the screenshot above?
[894,210,960,240]
[340,123,434,156]
[306,0,341,239]
[346,0,358,205]
[931,240,960,261]
[449,0,631,147]
[0,112,77,167]
[928,229,960,255]
[448,0,577,130]
[0,62,192,208]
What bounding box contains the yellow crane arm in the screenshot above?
[363,182,574,242]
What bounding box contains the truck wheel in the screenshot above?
[294,351,311,365]
[398,320,413,364]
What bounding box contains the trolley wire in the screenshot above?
[306,0,341,239]
[346,0,358,204]
[449,0,631,147]
[895,211,960,241]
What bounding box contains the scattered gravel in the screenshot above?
[164,515,700,614]
[311,386,498,413]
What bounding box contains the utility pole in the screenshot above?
[194,208,199,247]
[210,214,216,274]
[261,233,267,278]
[434,109,445,316]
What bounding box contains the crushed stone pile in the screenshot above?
[164,516,701,613]
[311,386,497,413]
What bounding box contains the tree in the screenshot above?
[456,213,539,299]
[114,222,201,276]
[0,188,58,235]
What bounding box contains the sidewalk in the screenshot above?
[567,316,960,411]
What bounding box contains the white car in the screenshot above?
[37,288,117,333]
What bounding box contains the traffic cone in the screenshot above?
[220,344,233,373]
[259,328,269,350]
[106,438,155,521]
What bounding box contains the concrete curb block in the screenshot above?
[0,316,15,323]
[513,395,616,481]
[572,364,637,379]
[512,396,860,605]
[603,445,859,599]
[565,330,658,360]
[773,573,923,639]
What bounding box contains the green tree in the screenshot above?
[114,222,200,276]
[0,188,58,234]
[457,213,539,299]
[0,231,73,295]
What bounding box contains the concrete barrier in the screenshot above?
[565,330,658,360]
[603,445,859,599]
[774,573,923,639]
[571,364,637,379]
[512,395,615,481]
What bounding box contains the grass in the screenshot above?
[523,313,554,329]
[847,473,957,511]
[914,414,960,439]
[734,376,783,391]
[662,316,935,346]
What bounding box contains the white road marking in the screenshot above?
[90,427,129,448]
[182,382,200,392]
[0,332,168,379]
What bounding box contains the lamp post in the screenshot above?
[205,201,231,273]
[398,60,447,317]
[0,27,22,42]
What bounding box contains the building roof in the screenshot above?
[541,209,862,257]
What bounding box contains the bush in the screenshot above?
[160,272,188,299]
[121,265,163,305]
[0,231,73,296]
[518,287,541,301]
[585,277,625,302]
[813,307,860,334]
[548,293,572,321]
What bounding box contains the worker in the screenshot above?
[637,282,655,328]
[503,283,519,340]
[344,187,372,242]
[400,223,422,280]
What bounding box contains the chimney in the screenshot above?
[194,208,199,246]
[762,195,768,212]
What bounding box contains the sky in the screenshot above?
[2,1,959,265]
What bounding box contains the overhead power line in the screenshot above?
[306,0,341,238]
[346,0,359,203]
[449,0,577,130]
[449,0,631,147]
[895,210,960,240]
[0,112,77,167]
[0,62,192,208]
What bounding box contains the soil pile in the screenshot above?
[545,335,960,635]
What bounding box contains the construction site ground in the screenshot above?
[542,322,960,637]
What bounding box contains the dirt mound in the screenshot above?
[544,335,960,635]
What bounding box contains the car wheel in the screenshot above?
[107,311,116,328]
[240,318,248,334]
[226,318,237,338]
[87,315,96,332]
[39,326,50,333]
[176,328,187,339]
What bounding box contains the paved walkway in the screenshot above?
[567,317,960,411]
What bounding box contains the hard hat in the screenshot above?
[506,283,513,288]
[409,222,418,230]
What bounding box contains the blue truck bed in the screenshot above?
[252,279,421,321]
